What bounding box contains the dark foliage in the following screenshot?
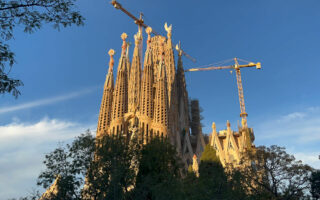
[0,0,84,97]
[13,132,317,200]
[183,145,238,200]
[132,137,184,200]
[37,130,95,199]
[82,134,139,200]
[236,145,313,200]
[310,170,320,199]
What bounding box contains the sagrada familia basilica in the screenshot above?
[95,25,206,167]
[94,23,255,167]
[39,23,256,199]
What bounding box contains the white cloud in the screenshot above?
[0,118,96,199]
[0,86,98,114]
[278,112,306,122]
[293,152,320,169]
[255,108,320,142]
[253,107,320,169]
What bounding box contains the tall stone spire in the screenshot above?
[110,33,129,135]
[164,22,175,104]
[97,49,115,137]
[128,33,142,113]
[152,37,169,137]
[164,22,178,145]
[139,27,154,143]
[176,43,190,132]
[176,43,194,165]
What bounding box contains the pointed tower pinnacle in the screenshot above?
[152,37,169,138]
[39,175,62,200]
[139,27,154,143]
[97,49,115,137]
[176,42,190,131]
[176,42,193,162]
[110,33,129,135]
[164,22,178,145]
[164,22,175,104]
[128,32,142,113]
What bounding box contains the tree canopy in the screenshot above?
[12,132,318,200]
[82,134,139,200]
[0,0,84,97]
[37,130,95,199]
[236,145,314,200]
[182,145,237,200]
[310,169,320,199]
[132,137,183,200]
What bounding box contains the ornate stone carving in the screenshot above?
[164,22,172,38]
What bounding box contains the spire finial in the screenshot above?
[121,32,128,55]
[146,27,152,48]
[212,122,216,131]
[175,41,182,57]
[227,120,231,128]
[164,22,172,39]
[108,49,115,73]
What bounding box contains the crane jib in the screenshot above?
[184,58,261,126]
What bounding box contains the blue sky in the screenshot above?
[1,0,320,198]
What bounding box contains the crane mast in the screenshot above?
[185,58,261,127]
[234,58,247,126]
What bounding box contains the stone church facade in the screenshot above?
[96,25,205,167]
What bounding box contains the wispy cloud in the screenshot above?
[253,107,320,169]
[0,86,98,114]
[255,108,320,143]
[293,152,320,169]
[277,112,306,123]
[0,117,96,199]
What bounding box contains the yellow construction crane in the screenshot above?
[110,0,196,63]
[185,58,261,127]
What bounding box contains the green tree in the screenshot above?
[183,145,235,200]
[82,134,139,200]
[132,137,184,200]
[0,0,84,97]
[37,130,95,200]
[310,170,320,199]
[238,145,313,200]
